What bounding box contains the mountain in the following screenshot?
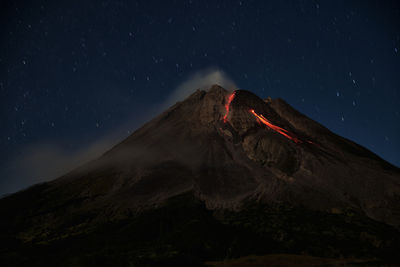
[1,85,399,266]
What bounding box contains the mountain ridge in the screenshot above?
[1,84,399,266]
[2,84,400,223]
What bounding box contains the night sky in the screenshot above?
[1,0,399,195]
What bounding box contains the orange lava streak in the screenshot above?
[250,109,302,143]
[223,92,236,123]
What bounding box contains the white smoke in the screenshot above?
[164,68,237,107]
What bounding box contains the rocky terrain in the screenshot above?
[1,85,399,266]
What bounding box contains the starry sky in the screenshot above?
[1,0,399,195]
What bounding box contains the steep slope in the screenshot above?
[1,85,399,266]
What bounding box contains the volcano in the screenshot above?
[1,85,400,266]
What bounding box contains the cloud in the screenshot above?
[164,68,237,107]
[0,68,237,196]
[0,130,127,196]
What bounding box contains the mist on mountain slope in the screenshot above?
[0,69,236,196]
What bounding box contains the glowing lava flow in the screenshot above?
[250,109,302,144]
[223,92,236,123]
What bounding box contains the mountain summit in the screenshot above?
[1,85,400,266]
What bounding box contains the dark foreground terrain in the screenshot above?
[1,193,399,266]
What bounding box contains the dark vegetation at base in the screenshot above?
[1,193,399,266]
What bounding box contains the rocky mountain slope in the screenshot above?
[1,85,399,266]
